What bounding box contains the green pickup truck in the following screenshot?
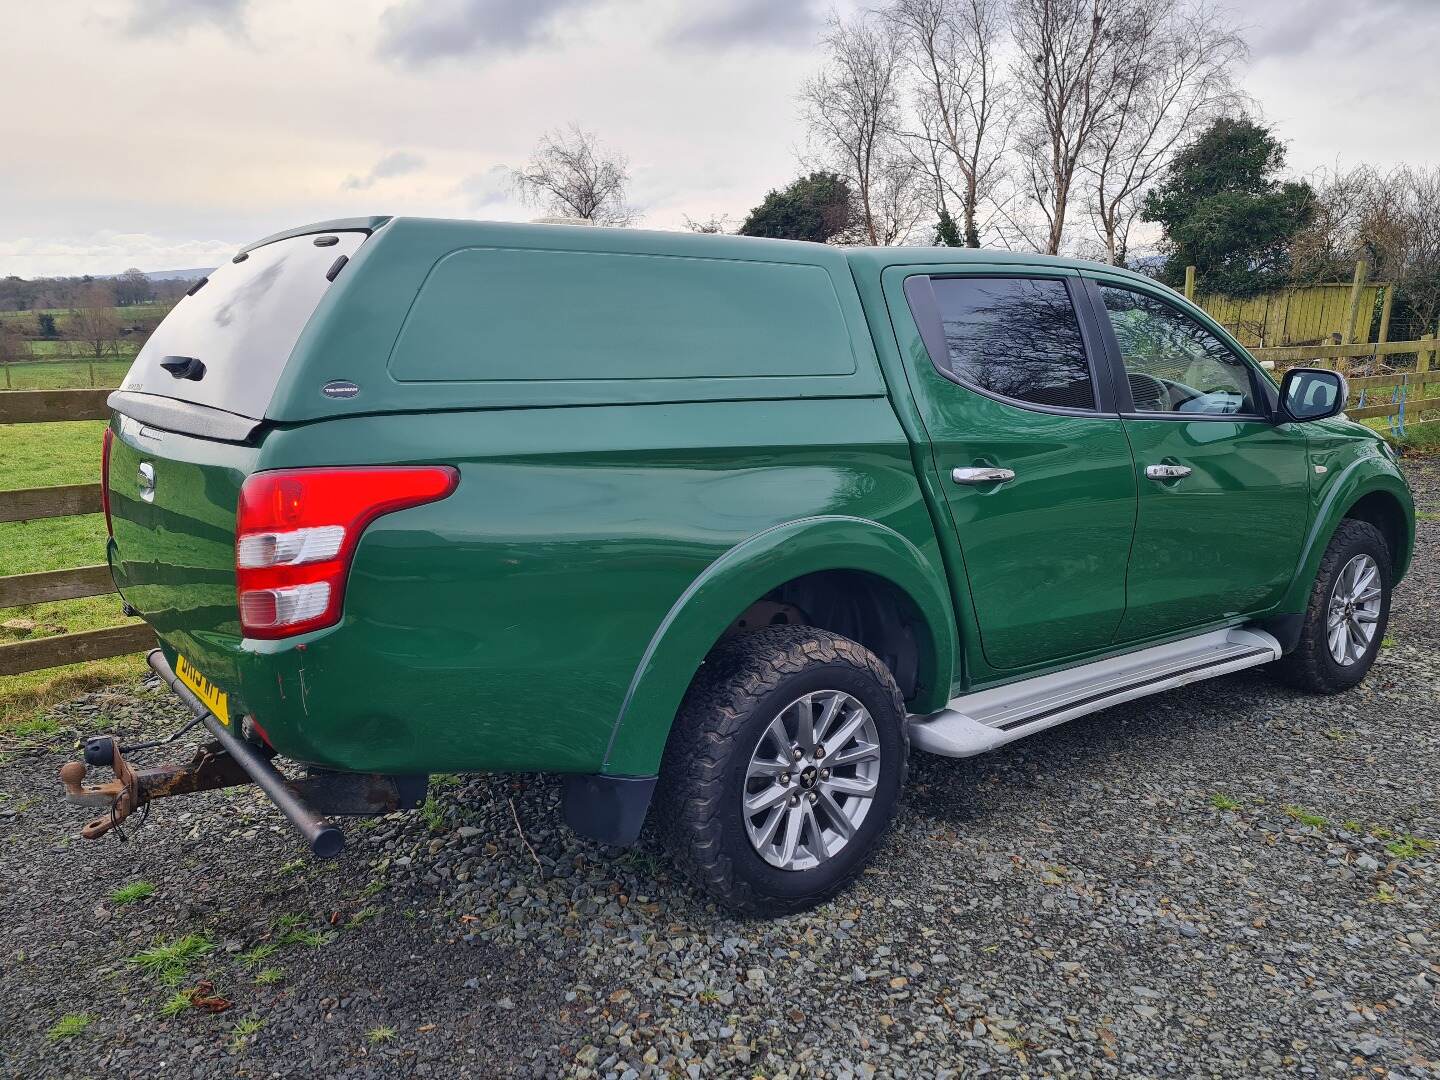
[71,217,1413,915]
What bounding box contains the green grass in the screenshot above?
[1284,805,1328,830]
[46,1014,93,1040]
[420,794,445,832]
[159,989,195,1018]
[237,943,278,969]
[366,1025,397,1043]
[1209,792,1241,811]
[1418,511,1440,522]
[254,967,284,985]
[230,1017,264,1051]
[1384,834,1435,860]
[125,934,215,985]
[278,928,335,948]
[0,419,145,730]
[0,359,134,390]
[110,881,156,906]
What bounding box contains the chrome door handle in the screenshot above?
[952,466,1015,486]
[1145,464,1192,481]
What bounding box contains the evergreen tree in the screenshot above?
[1143,118,1315,297]
[739,173,855,243]
[932,208,963,247]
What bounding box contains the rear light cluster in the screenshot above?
[235,466,458,639]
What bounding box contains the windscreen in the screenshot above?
[120,231,366,419]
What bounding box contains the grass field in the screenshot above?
[2,359,134,390]
[0,356,1435,732]
[0,420,144,729]
[0,300,172,329]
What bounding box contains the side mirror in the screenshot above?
[1279,367,1348,423]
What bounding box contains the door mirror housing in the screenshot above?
[1279,368,1348,423]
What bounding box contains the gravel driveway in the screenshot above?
[2,459,1436,1080]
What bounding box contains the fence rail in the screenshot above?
[1,387,151,677]
[1,329,1437,677]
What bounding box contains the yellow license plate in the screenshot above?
[175,654,230,727]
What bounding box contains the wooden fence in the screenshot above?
[1,334,1436,677]
[1252,333,1440,432]
[0,389,154,677]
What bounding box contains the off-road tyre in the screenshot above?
[656,625,908,917]
[1271,519,1392,694]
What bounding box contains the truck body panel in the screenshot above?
[102,218,1415,791]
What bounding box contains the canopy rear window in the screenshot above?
[121,231,366,419]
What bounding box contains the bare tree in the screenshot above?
[1366,166,1440,335]
[69,283,121,359]
[802,12,926,245]
[1290,163,1379,283]
[682,213,732,234]
[0,318,28,387]
[888,0,1013,247]
[1011,0,1133,255]
[1084,0,1246,264]
[514,125,636,226]
[1289,164,1440,337]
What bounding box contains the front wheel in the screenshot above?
[1272,519,1393,694]
[656,625,908,916]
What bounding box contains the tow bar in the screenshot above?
[59,649,426,857]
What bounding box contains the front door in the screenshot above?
[891,269,1137,672]
[1082,277,1311,641]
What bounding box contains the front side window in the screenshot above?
[928,277,1096,411]
[1098,285,1258,416]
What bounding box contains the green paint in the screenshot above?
[104,219,1415,788]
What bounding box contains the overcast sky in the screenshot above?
[2,0,1437,277]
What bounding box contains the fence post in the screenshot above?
[1343,260,1369,347]
[1376,285,1394,345]
[1184,265,1196,301]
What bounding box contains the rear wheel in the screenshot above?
[656,625,907,916]
[1272,519,1392,694]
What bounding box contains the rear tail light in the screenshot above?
[101,428,115,537]
[235,466,458,639]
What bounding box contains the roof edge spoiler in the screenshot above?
[107,391,262,443]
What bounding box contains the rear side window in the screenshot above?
[925,277,1095,411]
[122,232,366,419]
[388,248,857,383]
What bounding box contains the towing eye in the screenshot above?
[58,650,427,857]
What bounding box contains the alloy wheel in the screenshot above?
[742,690,881,871]
[1327,553,1382,665]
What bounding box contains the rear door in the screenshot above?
[888,267,1137,672]
[1080,275,1310,641]
[107,229,367,664]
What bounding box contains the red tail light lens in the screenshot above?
[235,466,458,639]
[101,428,115,537]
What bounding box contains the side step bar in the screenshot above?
[908,627,1281,758]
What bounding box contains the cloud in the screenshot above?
[456,165,516,209]
[666,0,825,49]
[376,0,597,65]
[1249,0,1440,59]
[341,151,427,191]
[0,231,239,279]
[123,0,247,36]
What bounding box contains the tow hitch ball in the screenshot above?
[59,736,251,840]
[59,651,429,858]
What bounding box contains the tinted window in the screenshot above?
[123,231,366,419]
[1099,285,1258,416]
[927,277,1095,410]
